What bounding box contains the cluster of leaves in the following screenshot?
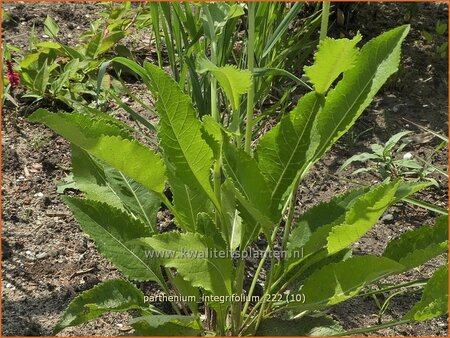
[28,20,448,336]
[135,2,321,121]
[3,2,155,110]
[340,125,448,216]
[15,15,127,107]
[340,130,446,183]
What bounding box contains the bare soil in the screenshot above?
[1,2,448,336]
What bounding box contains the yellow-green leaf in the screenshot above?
[304,34,361,94]
[197,53,252,111]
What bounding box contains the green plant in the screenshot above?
[15,14,128,108]
[340,124,448,217]
[29,23,447,336]
[340,129,447,185]
[422,20,448,59]
[115,3,321,120]
[341,131,420,179]
[98,2,322,149]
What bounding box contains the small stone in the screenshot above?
[36,252,48,260]
[382,213,394,223]
[6,283,12,288]
[34,192,44,198]
[25,250,33,256]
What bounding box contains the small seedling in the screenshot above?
[340,130,443,185]
[422,20,448,59]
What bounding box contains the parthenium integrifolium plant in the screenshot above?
[29,24,448,336]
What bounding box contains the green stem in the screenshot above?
[160,194,182,225]
[210,40,219,121]
[255,254,275,329]
[240,226,280,334]
[230,106,242,144]
[403,196,448,215]
[244,2,255,153]
[280,180,299,255]
[241,224,279,316]
[209,41,225,234]
[357,279,428,299]
[241,245,269,316]
[231,257,245,335]
[320,1,330,41]
[157,270,181,315]
[165,268,186,315]
[208,35,226,335]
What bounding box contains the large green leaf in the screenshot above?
[288,187,367,255]
[28,109,167,195]
[130,315,202,336]
[393,181,433,202]
[27,108,130,141]
[138,232,232,297]
[197,53,252,111]
[143,62,220,211]
[195,212,226,249]
[404,265,448,321]
[280,249,353,293]
[221,178,243,250]
[304,34,361,94]
[171,273,200,315]
[383,215,448,269]
[282,188,367,283]
[71,145,123,210]
[287,256,404,311]
[222,142,274,242]
[80,135,166,194]
[280,182,420,289]
[223,141,271,216]
[166,165,210,232]
[71,146,161,229]
[53,279,145,334]
[64,197,164,284]
[255,92,325,216]
[222,179,269,248]
[201,3,244,40]
[103,165,161,229]
[327,181,400,254]
[309,25,410,164]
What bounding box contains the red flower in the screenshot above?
[6,60,20,91]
